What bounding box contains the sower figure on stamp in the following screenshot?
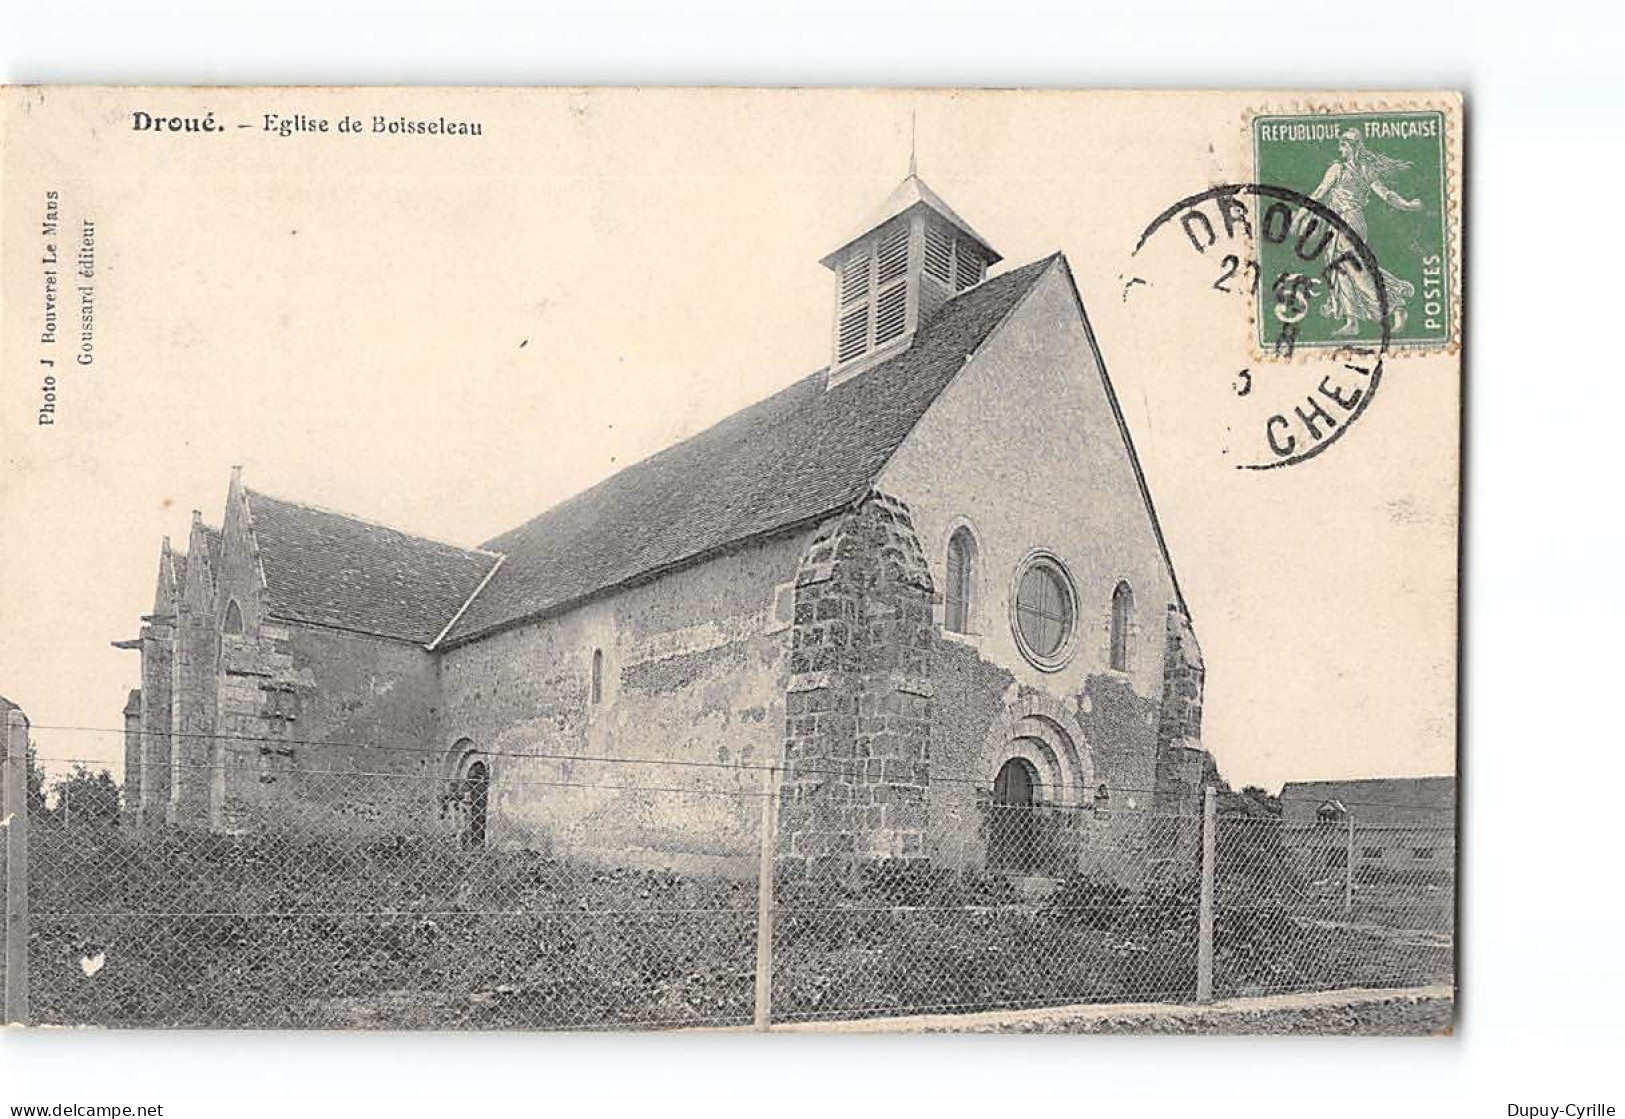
[1300,128,1423,336]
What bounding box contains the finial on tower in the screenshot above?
[818,145,1002,382]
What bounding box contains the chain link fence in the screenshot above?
[1211,810,1455,998]
[22,758,764,1030]
[3,726,1454,1030]
[770,800,1204,1024]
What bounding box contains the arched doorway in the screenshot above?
[989,756,1042,873]
[455,755,490,848]
[994,756,1036,807]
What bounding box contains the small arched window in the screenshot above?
[222,599,245,636]
[1110,581,1134,671]
[461,756,490,848]
[944,527,977,634]
[591,648,604,705]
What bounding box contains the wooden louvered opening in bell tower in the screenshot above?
[821,173,1001,388]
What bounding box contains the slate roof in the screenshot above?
[442,254,1059,645]
[821,173,1002,267]
[246,490,501,645]
[1279,777,1456,827]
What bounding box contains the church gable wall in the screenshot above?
[169,481,444,834]
[879,264,1206,883]
[438,528,810,876]
[880,263,1180,703]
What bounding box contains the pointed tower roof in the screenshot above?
[819,174,1001,269]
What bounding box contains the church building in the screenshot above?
[115,171,1211,884]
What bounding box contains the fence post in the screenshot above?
[4,707,30,1026]
[1196,784,1215,1005]
[1345,810,1356,915]
[753,764,778,1032]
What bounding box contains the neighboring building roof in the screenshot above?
[245,489,502,645]
[443,254,1059,645]
[1279,776,1456,826]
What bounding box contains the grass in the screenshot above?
[18,822,1453,1029]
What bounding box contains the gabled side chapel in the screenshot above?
[116,172,1211,884]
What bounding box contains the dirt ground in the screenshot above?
[770,984,1455,1035]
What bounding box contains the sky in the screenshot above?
[0,87,1459,792]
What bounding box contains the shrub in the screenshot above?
[24,825,1448,1028]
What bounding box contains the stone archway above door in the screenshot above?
[978,690,1094,807]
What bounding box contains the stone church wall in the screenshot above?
[213,619,442,836]
[1074,671,1163,882]
[877,265,1180,711]
[438,529,810,876]
[121,689,142,823]
[777,492,937,871]
[923,635,1168,885]
[134,614,173,826]
[772,487,1204,889]
[872,262,1210,887]
[168,518,221,828]
[921,637,1015,867]
[160,481,444,835]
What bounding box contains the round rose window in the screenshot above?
[1012,554,1076,670]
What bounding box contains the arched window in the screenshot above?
[591,648,604,705]
[445,742,491,848]
[944,527,977,634]
[1110,581,1134,671]
[222,599,244,635]
[461,758,490,848]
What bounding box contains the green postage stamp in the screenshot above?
[1252,110,1454,353]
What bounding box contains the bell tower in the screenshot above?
[820,169,1001,387]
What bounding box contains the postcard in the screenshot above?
[0,87,1461,1033]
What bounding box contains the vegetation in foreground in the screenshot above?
[20,823,1452,1029]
